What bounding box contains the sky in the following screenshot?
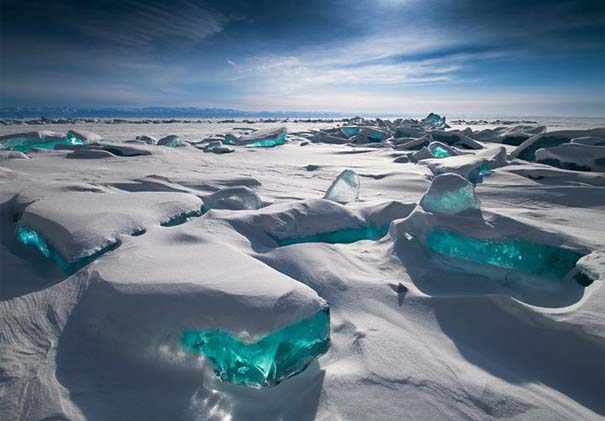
[1,0,604,115]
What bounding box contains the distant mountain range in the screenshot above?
[0,107,364,118]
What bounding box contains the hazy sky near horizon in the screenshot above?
[1,0,604,115]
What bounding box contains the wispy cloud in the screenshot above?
[73,1,229,48]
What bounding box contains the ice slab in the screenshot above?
[324,169,360,204]
[427,228,585,280]
[0,131,78,152]
[238,127,287,147]
[420,174,480,215]
[182,307,329,388]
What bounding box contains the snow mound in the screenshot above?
[158,135,181,147]
[203,186,263,210]
[512,128,605,161]
[17,191,203,264]
[425,155,489,183]
[535,143,605,172]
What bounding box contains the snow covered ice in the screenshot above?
[1,116,605,421]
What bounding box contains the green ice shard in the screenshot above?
[17,226,50,257]
[182,308,330,388]
[431,145,451,158]
[426,228,584,279]
[276,224,389,246]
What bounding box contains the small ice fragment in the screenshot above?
[324,169,360,204]
[420,174,480,215]
[158,135,181,147]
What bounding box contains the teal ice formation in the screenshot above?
[181,308,330,388]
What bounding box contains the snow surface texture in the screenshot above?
[1,115,604,421]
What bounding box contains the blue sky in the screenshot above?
[1,0,604,115]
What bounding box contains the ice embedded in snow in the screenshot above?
[65,129,103,144]
[157,135,181,147]
[238,126,287,147]
[535,143,605,172]
[422,112,448,129]
[200,140,234,154]
[426,228,585,280]
[182,307,329,388]
[202,186,263,211]
[0,130,74,152]
[17,191,203,265]
[420,173,480,215]
[323,169,360,204]
[426,155,490,183]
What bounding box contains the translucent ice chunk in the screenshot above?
[158,135,181,147]
[431,145,450,158]
[324,169,360,204]
[0,131,81,152]
[181,307,330,388]
[276,224,389,246]
[420,174,479,215]
[340,126,361,137]
[426,228,584,279]
[239,127,287,148]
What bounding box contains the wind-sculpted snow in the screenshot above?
[17,191,203,264]
[535,143,605,172]
[1,117,604,421]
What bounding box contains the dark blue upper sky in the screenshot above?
[1,0,604,115]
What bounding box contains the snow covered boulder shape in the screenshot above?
[237,126,287,147]
[535,143,605,172]
[65,129,103,144]
[425,155,489,183]
[429,131,483,150]
[202,186,262,210]
[16,191,203,270]
[0,130,67,152]
[324,169,360,204]
[157,135,181,147]
[477,146,508,170]
[135,135,158,144]
[202,140,234,154]
[420,173,480,215]
[409,147,434,163]
[76,228,329,388]
[512,128,605,161]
